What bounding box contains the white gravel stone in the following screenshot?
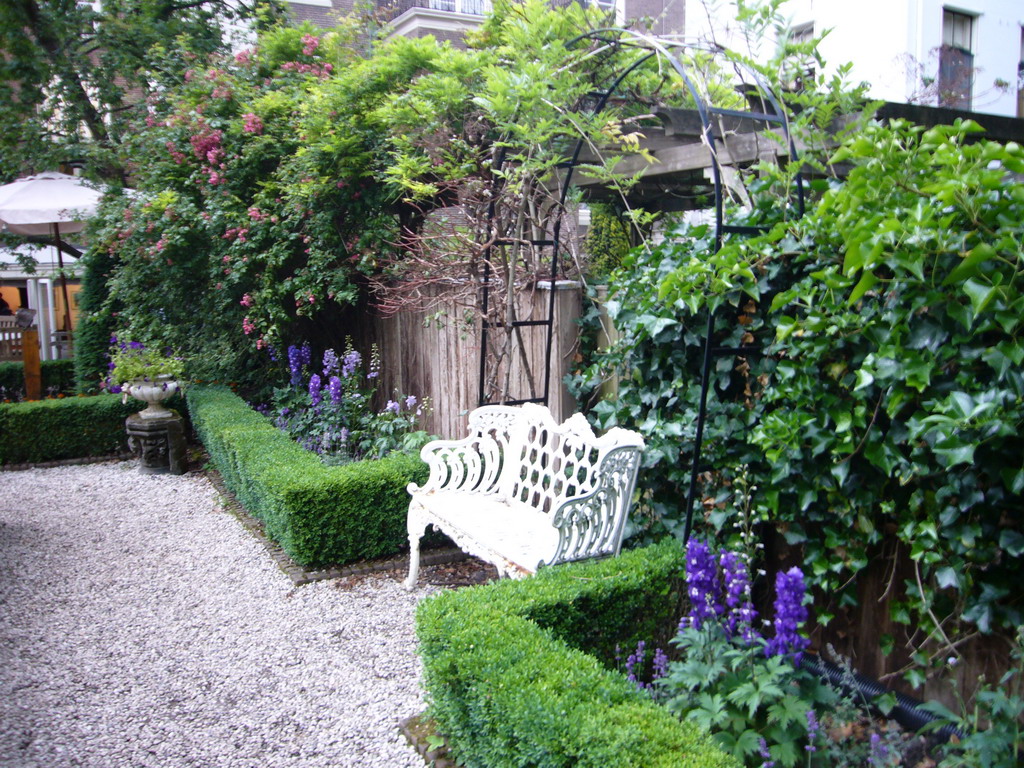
[0,461,431,768]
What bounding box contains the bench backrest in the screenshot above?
[465,403,643,512]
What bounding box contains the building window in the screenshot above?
[939,9,974,109]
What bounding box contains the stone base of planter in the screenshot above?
[125,410,186,475]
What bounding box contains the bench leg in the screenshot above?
[404,509,427,591]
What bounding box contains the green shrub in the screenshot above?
[584,202,634,281]
[0,359,77,399]
[74,239,120,394]
[0,394,138,464]
[186,384,426,567]
[416,540,739,768]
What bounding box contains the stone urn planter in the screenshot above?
[123,375,186,474]
[126,375,179,419]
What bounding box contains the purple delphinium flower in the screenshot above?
[405,394,417,410]
[322,348,339,378]
[328,375,342,404]
[758,738,775,768]
[288,345,303,387]
[342,349,361,378]
[299,343,311,369]
[309,374,322,405]
[765,567,810,664]
[804,709,819,752]
[385,399,400,414]
[720,551,759,643]
[683,539,722,631]
[339,427,349,444]
[128,340,145,350]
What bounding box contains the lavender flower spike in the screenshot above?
[624,640,646,689]
[804,708,819,752]
[651,647,669,681]
[765,566,810,665]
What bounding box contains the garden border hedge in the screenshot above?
[0,359,76,399]
[0,393,139,464]
[186,385,427,568]
[416,539,741,768]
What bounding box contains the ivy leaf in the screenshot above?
[842,238,865,274]
[637,314,678,338]
[932,443,975,467]
[944,243,995,284]
[935,566,961,590]
[999,530,1024,557]
[847,269,878,305]
[1001,468,1024,495]
[853,369,874,391]
[962,278,997,316]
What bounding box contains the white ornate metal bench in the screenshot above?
[404,403,645,589]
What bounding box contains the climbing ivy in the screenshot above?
[572,118,1024,682]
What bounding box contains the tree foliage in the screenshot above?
[0,0,279,182]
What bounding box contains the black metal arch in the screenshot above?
[479,29,806,543]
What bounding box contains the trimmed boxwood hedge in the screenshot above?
[186,385,427,568]
[416,539,740,768]
[0,359,76,399]
[0,393,138,464]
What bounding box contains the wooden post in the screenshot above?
[22,328,41,400]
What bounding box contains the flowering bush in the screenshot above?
[83,21,401,395]
[650,539,910,768]
[268,340,428,463]
[107,336,185,389]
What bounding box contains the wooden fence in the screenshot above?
[0,323,23,362]
[365,280,581,439]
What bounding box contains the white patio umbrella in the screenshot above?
[0,171,103,237]
[0,172,106,333]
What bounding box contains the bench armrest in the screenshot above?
[545,446,643,567]
[408,435,503,496]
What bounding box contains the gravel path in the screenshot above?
[0,461,432,768]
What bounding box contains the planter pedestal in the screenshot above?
[126,410,186,475]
